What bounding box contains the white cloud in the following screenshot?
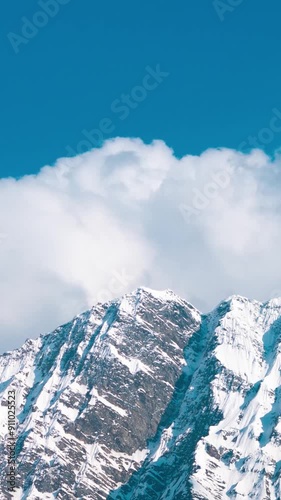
[1,138,281,351]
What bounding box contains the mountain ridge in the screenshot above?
[0,288,281,499]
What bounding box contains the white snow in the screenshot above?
[89,387,127,417]
[1,289,281,499]
[108,344,153,376]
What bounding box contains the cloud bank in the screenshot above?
[1,137,281,351]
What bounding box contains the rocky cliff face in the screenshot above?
[0,288,281,499]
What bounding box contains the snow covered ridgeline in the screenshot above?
[0,288,200,499]
[0,289,281,499]
[110,296,281,500]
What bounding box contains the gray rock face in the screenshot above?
[0,289,281,499]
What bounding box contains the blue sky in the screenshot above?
[1,0,281,352]
[2,0,281,178]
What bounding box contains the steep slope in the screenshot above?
[110,296,281,500]
[0,288,200,499]
[0,289,281,499]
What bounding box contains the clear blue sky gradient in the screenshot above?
[1,0,281,177]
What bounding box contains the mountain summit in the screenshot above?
[1,288,281,499]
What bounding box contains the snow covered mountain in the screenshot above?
[0,288,281,499]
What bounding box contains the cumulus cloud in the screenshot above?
[1,137,281,351]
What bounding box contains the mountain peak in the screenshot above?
[122,286,191,305]
[0,291,281,498]
[222,293,261,306]
[136,286,180,300]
